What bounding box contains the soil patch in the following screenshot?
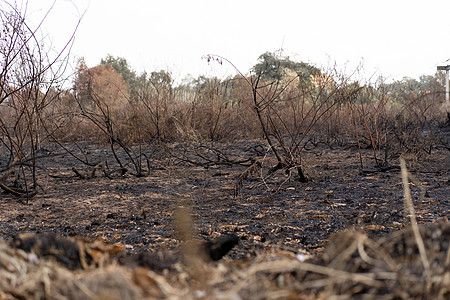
[0,141,448,298]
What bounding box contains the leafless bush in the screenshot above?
[315,75,446,170]
[204,54,364,190]
[0,1,79,199]
[133,70,176,141]
[175,76,258,141]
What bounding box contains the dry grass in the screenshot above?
[0,218,448,299]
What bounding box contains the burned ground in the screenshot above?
[0,140,448,299]
[1,141,448,252]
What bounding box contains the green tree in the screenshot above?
[252,51,321,83]
[382,75,444,105]
[149,70,173,91]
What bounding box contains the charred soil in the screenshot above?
[0,140,449,299]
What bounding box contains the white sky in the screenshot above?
[24,0,450,83]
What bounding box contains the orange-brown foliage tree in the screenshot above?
[73,58,131,141]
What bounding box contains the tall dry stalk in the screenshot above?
[399,154,431,286]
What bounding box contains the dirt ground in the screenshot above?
[1,140,448,256]
[0,139,449,299]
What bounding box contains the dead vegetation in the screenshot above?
[0,218,448,299]
[0,141,447,299]
[1,2,449,299]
